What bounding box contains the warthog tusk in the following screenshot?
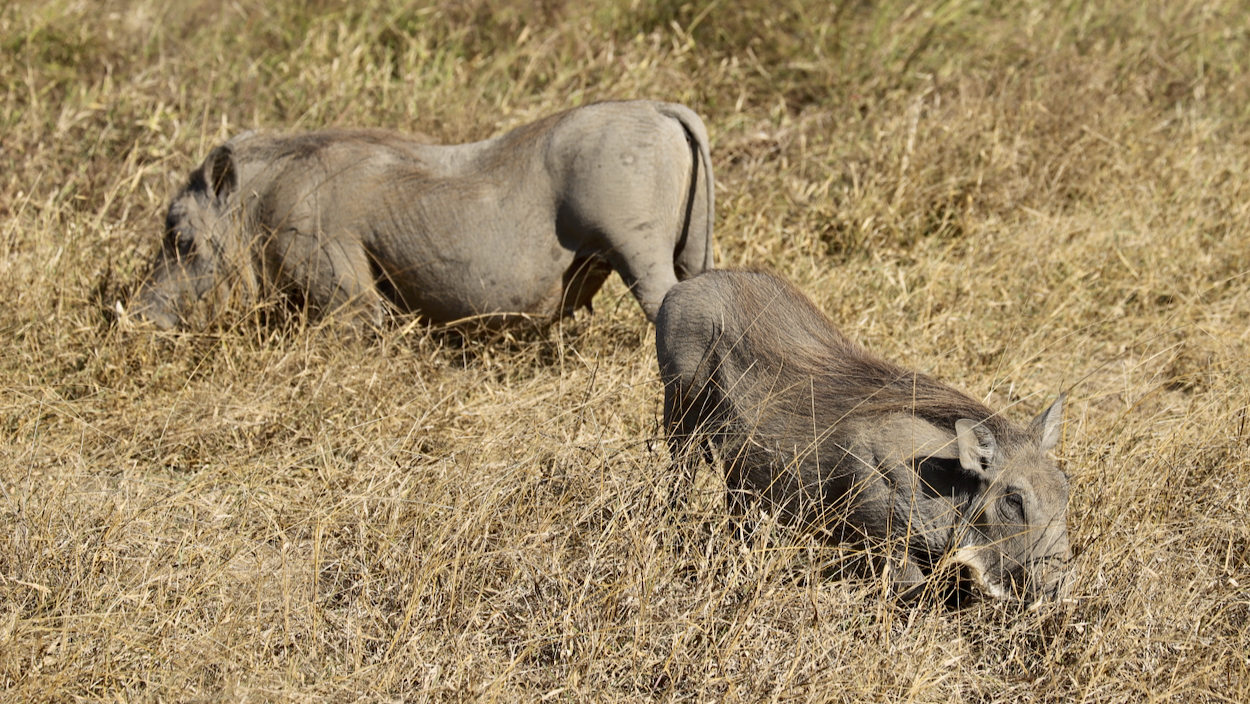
[944,547,1007,600]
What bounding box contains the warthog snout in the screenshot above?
[942,543,1071,605]
[128,289,181,330]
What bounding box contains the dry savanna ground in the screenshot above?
[2,0,1249,701]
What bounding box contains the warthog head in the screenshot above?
[936,396,1070,603]
[130,144,249,329]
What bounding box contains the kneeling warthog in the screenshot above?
[656,270,1070,603]
[130,100,714,330]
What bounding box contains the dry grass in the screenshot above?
[2,0,1249,700]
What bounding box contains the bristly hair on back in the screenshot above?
[723,269,1020,442]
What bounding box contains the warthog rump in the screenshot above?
[656,270,1070,603]
[130,100,714,330]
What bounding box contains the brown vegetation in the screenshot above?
[1,0,1248,700]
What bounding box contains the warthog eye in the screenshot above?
[165,228,194,259]
[1002,493,1025,521]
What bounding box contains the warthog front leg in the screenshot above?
[267,228,383,331]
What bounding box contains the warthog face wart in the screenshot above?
[656,270,1071,603]
[131,100,715,330]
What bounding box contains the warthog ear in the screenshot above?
[1029,393,1066,453]
[955,419,997,473]
[204,145,237,201]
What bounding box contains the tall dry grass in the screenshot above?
[1,0,1248,700]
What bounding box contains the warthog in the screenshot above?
[130,100,714,330]
[656,270,1070,603]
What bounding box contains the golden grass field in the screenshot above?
[2,0,1248,700]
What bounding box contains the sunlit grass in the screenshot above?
[1,0,1248,700]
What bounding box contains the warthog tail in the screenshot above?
[658,103,715,274]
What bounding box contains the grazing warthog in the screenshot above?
[656,270,1070,603]
[130,100,714,330]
